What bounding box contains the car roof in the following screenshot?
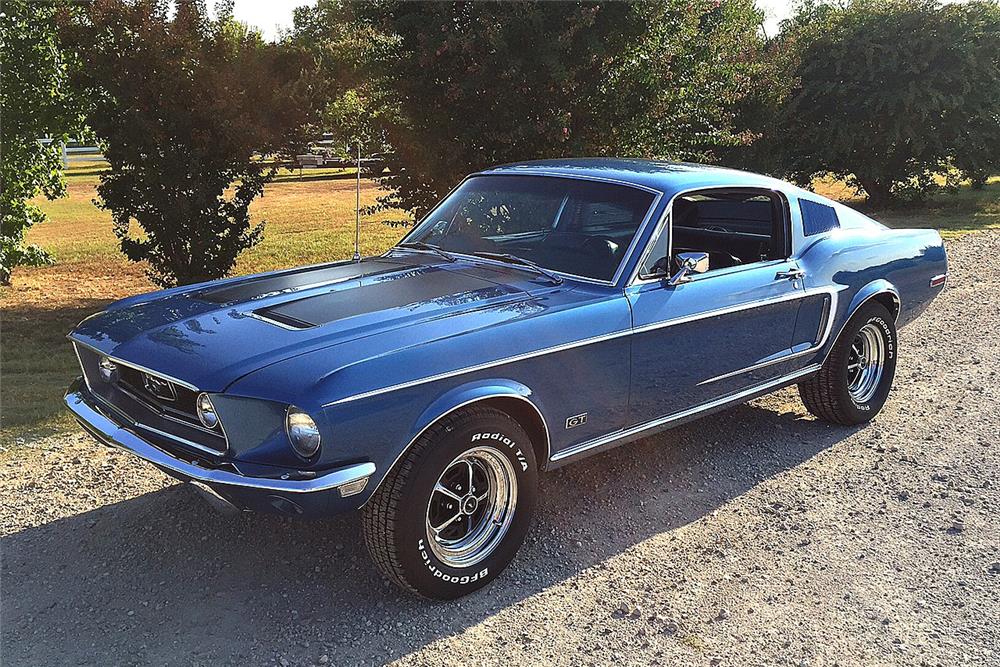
[476,158,794,198]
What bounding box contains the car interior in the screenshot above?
[425,178,656,282]
[646,189,790,277]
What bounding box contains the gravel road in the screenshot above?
[3,232,998,667]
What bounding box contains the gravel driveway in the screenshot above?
[3,232,998,667]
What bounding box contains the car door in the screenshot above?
[625,187,807,426]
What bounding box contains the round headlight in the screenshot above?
[196,393,220,429]
[98,356,118,383]
[286,406,321,458]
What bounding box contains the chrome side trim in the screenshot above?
[695,288,839,386]
[361,393,551,505]
[323,329,631,406]
[550,364,821,463]
[324,286,841,407]
[66,383,375,494]
[629,287,838,337]
[68,336,200,391]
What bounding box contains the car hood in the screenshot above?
[70,253,556,392]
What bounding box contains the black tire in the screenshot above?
[361,406,538,599]
[798,301,897,425]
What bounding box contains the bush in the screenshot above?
[66,0,320,286]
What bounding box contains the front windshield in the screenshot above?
[402,175,657,282]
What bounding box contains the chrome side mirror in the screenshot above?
[668,251,710,285]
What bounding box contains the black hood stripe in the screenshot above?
[254,267,518,328]
[191,260,401,305]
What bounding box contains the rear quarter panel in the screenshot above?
[799,225,947,352]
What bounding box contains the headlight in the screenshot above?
[196,393,220,429]
[98,356,118,383]
[286,406,321,458]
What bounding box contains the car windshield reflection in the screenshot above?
[401,175,657,282]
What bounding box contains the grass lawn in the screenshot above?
[2,165,410,443]
[1,166,997,444]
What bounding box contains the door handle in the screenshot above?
[775,268,806,281]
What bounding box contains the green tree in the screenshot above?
[774,0,1000,207]
[295,0,772,219]
[65,0,321,286]
[0,0,88,285]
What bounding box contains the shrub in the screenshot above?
[66,0,320,286]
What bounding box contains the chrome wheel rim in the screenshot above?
[847,323,886,404]
[425,446,517,568]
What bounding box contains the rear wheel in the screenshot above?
[362,406,538,599]
[798,301,897,425]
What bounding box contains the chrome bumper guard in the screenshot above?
[65,381,375,497]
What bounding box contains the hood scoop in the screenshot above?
[253,266,520,329]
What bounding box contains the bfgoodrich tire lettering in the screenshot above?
[799,301,898,425]
[362,406,538,600]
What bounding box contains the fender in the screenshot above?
[847,279,901,323]
[819,279,900,366]
[362,379,551,503]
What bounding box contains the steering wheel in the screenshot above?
[581,235,620,258]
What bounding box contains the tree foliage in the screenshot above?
[0,0,88,285]
[65,0,321,286]
[295,0,773,219]
[773,0,1000,207]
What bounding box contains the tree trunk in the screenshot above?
[855,175,892,210]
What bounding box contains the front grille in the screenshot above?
[116,365,203,427]
[73,343,227,456]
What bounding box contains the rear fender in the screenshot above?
[848,279,901,323]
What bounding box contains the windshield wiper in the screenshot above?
[471,252,564,285]
[395,241,456,263]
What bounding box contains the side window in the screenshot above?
[639,213,671,277]
[640,188,789,277]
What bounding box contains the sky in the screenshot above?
[225,0,796,42]
[225,1,965,42]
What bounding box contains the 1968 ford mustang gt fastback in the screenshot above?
[67,159,947,598]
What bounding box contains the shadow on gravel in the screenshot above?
[2,399,859,666]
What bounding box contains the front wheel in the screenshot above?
[361,406,538,599]
[798,301,897,425]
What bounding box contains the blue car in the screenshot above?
[66,159,947,598]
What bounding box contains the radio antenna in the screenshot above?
[353,142,362,262]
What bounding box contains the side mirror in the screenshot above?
[668,251,709,285]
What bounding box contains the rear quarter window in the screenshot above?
[799,199,840,236]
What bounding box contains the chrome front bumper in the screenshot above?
[65,380,375,512]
